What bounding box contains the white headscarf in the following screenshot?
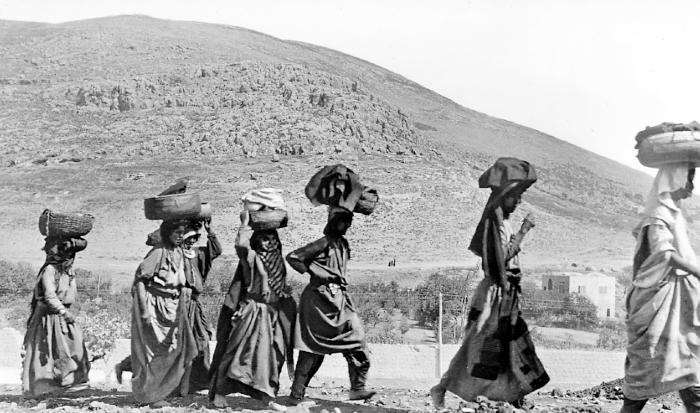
[634,163,696,265]
[640,164,688,227]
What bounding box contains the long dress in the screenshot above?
[437,219,549,402]
[209,225,296,400]
[182,232,222,392]
[22,264,90,397]
[290,236,366,355]
[623,216,700,399]
[130,246,198,404]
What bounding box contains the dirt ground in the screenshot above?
[0,380,681,413]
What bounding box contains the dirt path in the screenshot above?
[0,382,677,413]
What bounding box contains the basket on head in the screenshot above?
[353,187,379,215]
[144,193,202,220]
[249,209,288,231]
[38,209,94,238]
[636,122,700,168]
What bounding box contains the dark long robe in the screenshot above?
[130,246,198,404]
[183,233,222,392]
[439,211,548,402]
[22,264,90,397]
[209,225,296,400]
[287,235,366,354]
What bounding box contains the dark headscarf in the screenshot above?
[251,230,287,297]
[323,206,354,236]
[42,236,87,272]
[468,158,537,286]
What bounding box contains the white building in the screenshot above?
[542,272,616,318]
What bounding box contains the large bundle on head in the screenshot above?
[242,188,288,230]
[304,164,379,215]
[636,121,700,168]
[478,157,538,192]
[39,209,94,238]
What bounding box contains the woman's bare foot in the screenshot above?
[430,385,445,408]
[150,400,171,408]
[267,401,287,411]
[212,394,229,408]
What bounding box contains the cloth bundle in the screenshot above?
[242,188,288,230]
[241,188,287,211]
[304,164,378,214]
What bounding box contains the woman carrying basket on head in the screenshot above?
[619,164,700,412]
[115,217,221,394]
[210,188,296,411]
[130,184,202,407]
[22,210,93,397]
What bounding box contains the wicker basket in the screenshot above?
[354,188,379,215]
[636,131,700,168]
[38,209,94,238]
[249,209,288,231]
[144,193,201,220]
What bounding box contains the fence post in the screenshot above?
[436,292,443,378]
[96,272,101,299]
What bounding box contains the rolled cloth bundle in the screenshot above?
[304,164,364,211]
[241,188,287,211]
[243,188,288,230]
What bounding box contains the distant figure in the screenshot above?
[285,206,376,405]
[621,164,700,413]
[23,237,91,397]
[431,157,549,408]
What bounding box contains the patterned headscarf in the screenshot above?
[251,230,287,297]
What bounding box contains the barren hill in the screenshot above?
[0,16,658,280]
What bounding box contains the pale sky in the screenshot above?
[1,0,699,173]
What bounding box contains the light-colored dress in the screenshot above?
[623,215,700,399]
[130,246,197,404]
[22,264,90,396]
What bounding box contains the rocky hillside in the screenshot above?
[0,16,660,279]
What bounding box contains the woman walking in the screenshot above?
[130,218,198,407]
[285,206,376,405]
[22,236,91,397]
[431,157,549,407]
[182,218,222,392]
[210,190,295,410]
[620,164,700,413]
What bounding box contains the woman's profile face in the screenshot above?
[502,191,523,217]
